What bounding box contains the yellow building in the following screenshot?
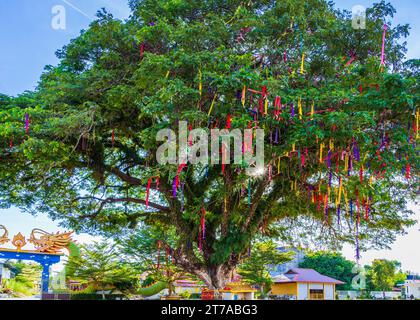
[220,282,258,300]
[271,268,344,300]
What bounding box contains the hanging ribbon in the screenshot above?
[380,24,388,66]
[327,149,332,169]
[226,114,232,130]
[364,197,370,221]
[257,98,263,114]
[356,218,360,261]
[310,101,315,119]
[274,96,281,117]
[207,94,218,116]
[201,207,206,240]
[345,51,357,66]
[300,53,305,74]
[25,114,30,134]
[145,178,152,209]
[198,69,203,97]
[324,193,329,222]
[241,85,247,107]
[319,142,325,163]
[298,98,303,120]
[301,152,305,167]
[406,161,411,180]
[173,163,187,197]
[248,179,251,208]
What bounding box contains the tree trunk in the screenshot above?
[168,282,174,296]
[193,265,232,290]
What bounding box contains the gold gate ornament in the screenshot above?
[0,225,9,245]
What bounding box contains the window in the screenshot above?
[309,289,324,300]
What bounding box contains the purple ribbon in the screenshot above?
[327,150,332,168]
[25,114,29,133]
[172,178,177,197]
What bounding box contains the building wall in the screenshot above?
[272,282,336,300]
[405,282,420,299]
[298,283,308,300]
[324,284,335,300]
[271,282,297,296]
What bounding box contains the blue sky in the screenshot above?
[0,0,419,271]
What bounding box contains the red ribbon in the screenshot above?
[200,207,206,239]
[146,178,152,208]
[226,114,231,129]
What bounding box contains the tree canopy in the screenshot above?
[0,0,418,288]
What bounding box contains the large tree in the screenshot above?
[0,1,418,289]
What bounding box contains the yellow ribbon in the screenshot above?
[319,143,325,163]
[242,85,246,107]
[298,98,303,120]
[311,101,315,119]
[329,139,334,151]
[338,178,343,205]
[198,69,202,97]
[344,153,349,173]
[343,188,349,213]
[300,53,305,74]
[207,94,218,116]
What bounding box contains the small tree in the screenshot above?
[238,241,293,296]
[370,259,396,299]
[119,225,191,297]
[299,251,356,290]
[66,241,137,299]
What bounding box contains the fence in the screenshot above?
[42,293,127,300]
[337,290,401,300]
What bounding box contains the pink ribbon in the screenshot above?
[381,24,388,65]
[25,114,29,134]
